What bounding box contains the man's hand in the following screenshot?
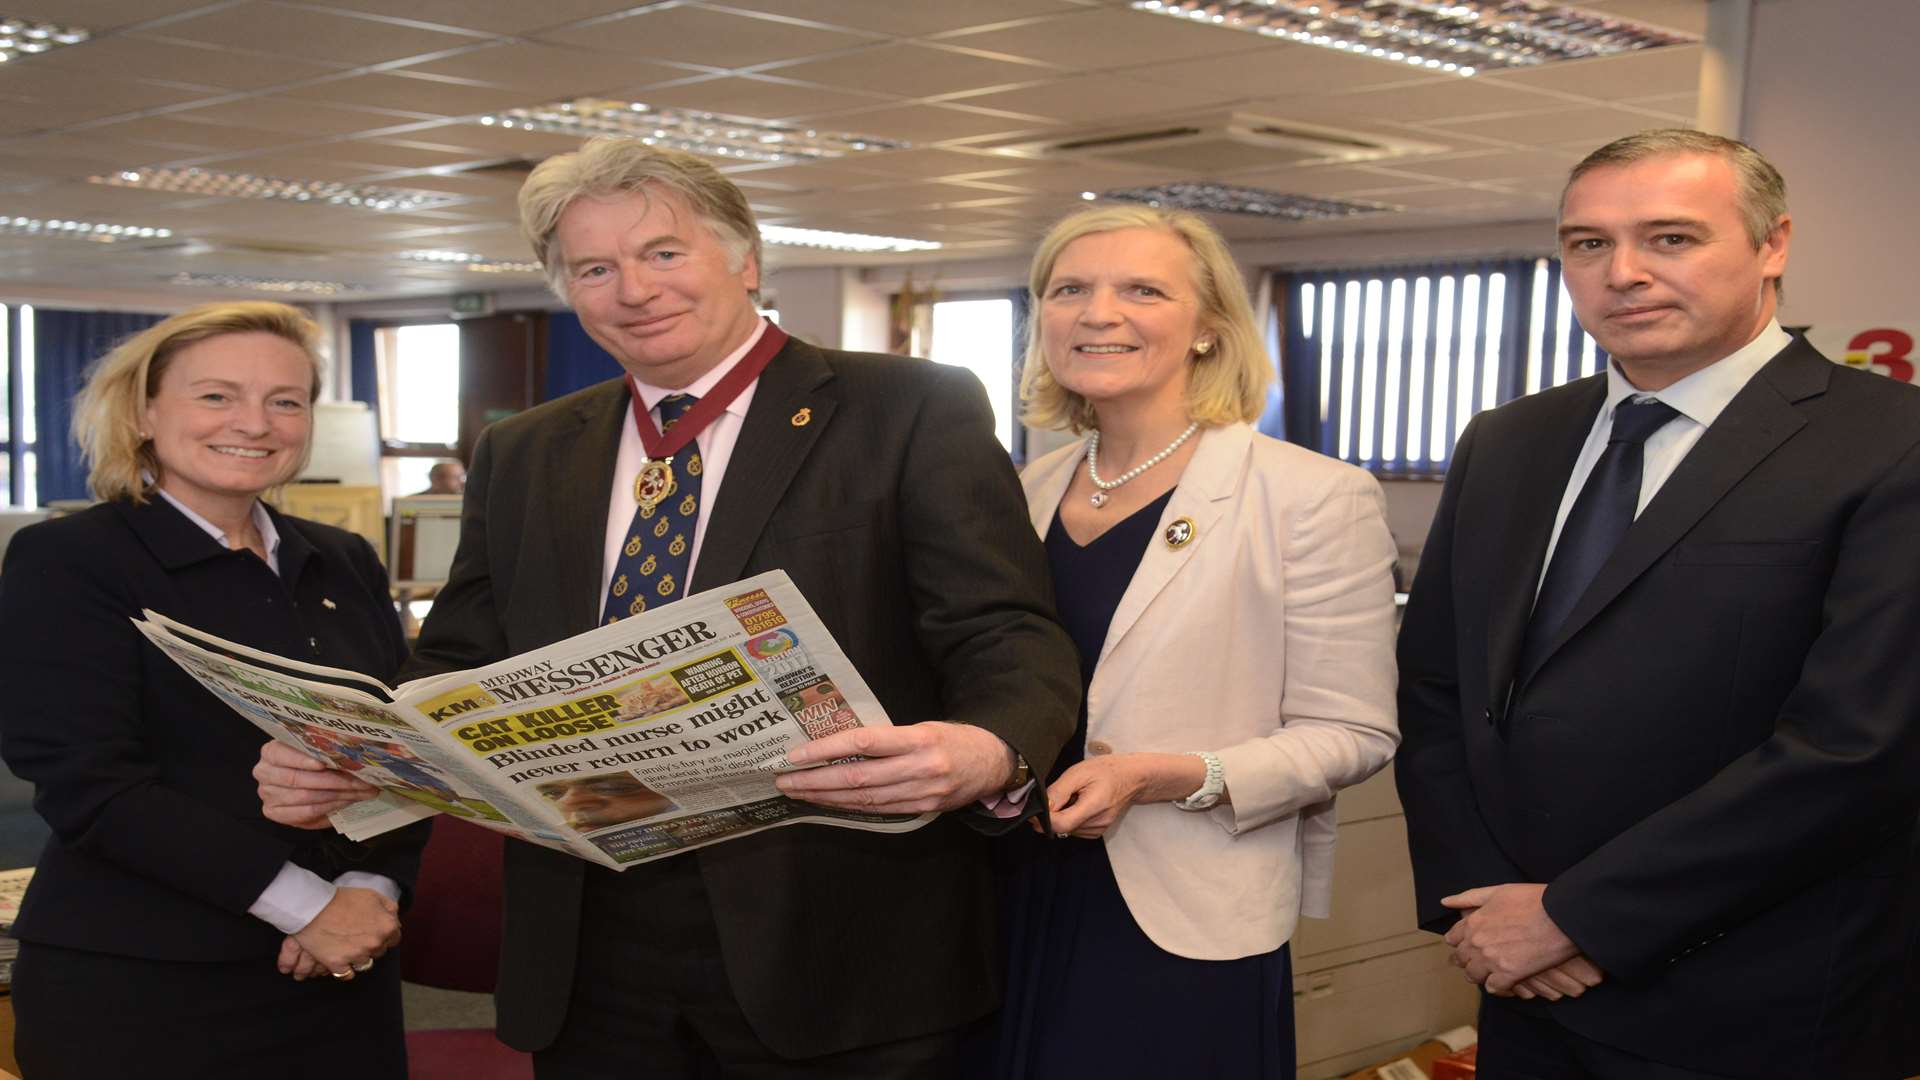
[774,722,1016,814]
[1507,954,1607,1001]
[254,742,380,828]
[1441,883,1581,994]
[290,887,402,979]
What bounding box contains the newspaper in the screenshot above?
[135,570,931,868]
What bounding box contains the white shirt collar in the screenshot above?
[628,318,769,420]
[1603,318,1793,426]
[155,489,282,568]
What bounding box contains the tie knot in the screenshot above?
[657,393,699,428]
[1608,398,1678,445]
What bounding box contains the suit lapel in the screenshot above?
[552,382,627,633]
[1486,379,1606,711]
[1097,423,1246,669]
[1024,441,1081,539]
[691,339,836,592]
[1528,340,1825,677]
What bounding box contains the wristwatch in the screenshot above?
[1004,750,1032,793]
[1173,751,1225,811]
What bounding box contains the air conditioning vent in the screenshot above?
[998,111,1446,171]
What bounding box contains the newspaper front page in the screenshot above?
[136,570,932,868]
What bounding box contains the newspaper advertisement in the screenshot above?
[135,570,932,868]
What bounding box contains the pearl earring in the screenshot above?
[1194,340,1213,355]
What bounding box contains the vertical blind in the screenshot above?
[1278,258,1603,474]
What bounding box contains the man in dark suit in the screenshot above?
[259,138,1079,1077]
[1397,129,1920,1078]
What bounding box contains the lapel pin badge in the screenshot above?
[1164,517,1196,549]
[321,598,338,610]
[791,407,812,427]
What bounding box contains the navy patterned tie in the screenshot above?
[601,393,703,624]
[1520,397,1679,678]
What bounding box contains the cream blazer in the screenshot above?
[1023,422,1400,960]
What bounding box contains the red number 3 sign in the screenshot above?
[1845,329,1915,383]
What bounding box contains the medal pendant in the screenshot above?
[635,458,676,512]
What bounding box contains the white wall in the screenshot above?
[1743,0,1920,325]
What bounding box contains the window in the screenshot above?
[1279,258,1602,474]
[0,304,35,507]
[374,323,461,498]
[928,297,1018,453]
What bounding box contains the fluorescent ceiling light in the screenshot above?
[93,168,464,213]
[396,250,542,273]
[1,215,171,240]
[1098,181,1396,220]
[759,225,941,253]
[478,98,909,164]
[0,16,89,64]
[1129,1,1697,75]
[168,272,368,296]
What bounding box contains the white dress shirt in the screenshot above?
[154,490,401,934]
[600,319,767,602]
[1537,320,1794,592]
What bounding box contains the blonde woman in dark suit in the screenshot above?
[0,303,422,1079]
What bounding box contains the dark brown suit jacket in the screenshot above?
[410,336,1080,1057]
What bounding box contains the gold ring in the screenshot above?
[353,958,374,973]
[331,969,353,980]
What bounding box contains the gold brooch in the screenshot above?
[791,407,812,427]
[1164,517,1196,549]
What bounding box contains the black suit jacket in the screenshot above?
[1397,338,1920,1077]
[0,498,422,962]
[410,337,1080,1057]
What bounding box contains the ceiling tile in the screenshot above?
[802,103,1058,144]
[19,35,350,91]
[705,0,1081,39]
[949,75,1240,126]
[81,116,291,154]
[630,76,892,120]
[797,147,1030,180]
[397,43,699,97]
[1434,106,1680,149]
[20,0,226,34]
[1385,149,1582,184]
[312,0,647,35]
[1477,45,1703,101]
[1128,41,1438,99]
[370,120,589,157]
[164,152,396,183]
[171,97,436,138]
[137,5,488,67]
[763,43,1053,99]
[283,73,538,117]
[940,8,1270,70]
[538,6,877,70]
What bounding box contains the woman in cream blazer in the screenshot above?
[988,205,1398,1079]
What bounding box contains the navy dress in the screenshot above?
[990,491,1295,1078]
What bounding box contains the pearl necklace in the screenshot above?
[1085,422,1200,508]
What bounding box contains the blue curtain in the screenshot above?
[32,309,166,502]
[546,312,623,400]
[348,319,379,410]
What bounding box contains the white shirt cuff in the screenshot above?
[248,862,337,935]
[335,871,401,905]
[978,777,1038,818]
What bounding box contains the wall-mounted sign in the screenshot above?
[1802,325,1919,384]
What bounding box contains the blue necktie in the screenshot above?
[601,393,702,624]
[1520,397,1679,678]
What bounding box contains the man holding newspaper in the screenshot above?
[256,137,1080,1077]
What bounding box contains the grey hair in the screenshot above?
[1563,128,1788,296]
[518,136,762,301]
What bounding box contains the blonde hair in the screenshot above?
[518,136,761,300]
[1020,205,1271,433]
[72,301,324,503]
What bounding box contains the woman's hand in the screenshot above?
[289,886,401,979]
[254,742,381,828]
[1046,752,1208,838]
